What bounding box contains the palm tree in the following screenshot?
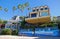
[3,21,7,24]
[17,4,22,11]
[31,26,35,36]
[17,4,24,12]
[27,7,31,11]
[20,16,25,27]
[12,6,17,12]
[53,16,57,23]
[0,20,3,24]
[4,8,8,12]
[24,2,29,7]
[0,6,8,13]
[0,19,7,24]
[0,6,2,10]
[17,2,29,12]
[23,2,29,11]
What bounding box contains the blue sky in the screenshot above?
[0,0,60,20]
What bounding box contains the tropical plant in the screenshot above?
[1,28,12,35]
[0,6,2,10]
[0,6,8,12]
[17,4,23,12]
[0,2,29,14]
[20,17,26,28]
[39,22,56,28]
[27,7,31,11]
[24,2,29,7]
[0,20,7,24]
[17,2,29,12]
[0,20,3,23]
[4,8,8,12]
[3,21,7,24]
[53,16,57,23]
[19,16,24,20]
[40,23,47,28]
[12,30,18,35]
[47,22,56,27]
[12,6,17,11]
[18,4,22,9]
[31,26,35,36]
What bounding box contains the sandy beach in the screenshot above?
[0,35,38,39]
[0,35,60,39]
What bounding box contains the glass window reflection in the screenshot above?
[41,12,48,16]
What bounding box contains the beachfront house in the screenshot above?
[25,6,51,25]
[5,16,22,30]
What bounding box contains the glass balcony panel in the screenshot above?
[41,12,48,16]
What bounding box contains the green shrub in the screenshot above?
[1,28,12,35]
[12,30,18,35]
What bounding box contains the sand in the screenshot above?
[0,35,38,39]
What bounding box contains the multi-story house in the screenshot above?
[25,6,51,24]
[5,16,22,30]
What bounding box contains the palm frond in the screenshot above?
[0,6,2,10]
[13,6,17,11]
[17,4,22,9]
[4,8,8,12]
[24,2,29,7]
[27,7,31,10]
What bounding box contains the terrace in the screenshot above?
[25,6,51,24]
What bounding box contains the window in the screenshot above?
[45,8,48,10]
[6,26,11,28]
[33,10,35,12]
[31,13,37,17]
[41,12,48,16]
[40,8,43,10]
[37,9,39,11]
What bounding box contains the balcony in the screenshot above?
[25,16,51,24]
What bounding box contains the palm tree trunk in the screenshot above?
[33,28,35,36]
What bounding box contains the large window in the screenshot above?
[33,10,36,12]
[41,12,48,16]
[6,26,11,28]
[31,13,37,17]
[45,8,48,10]
[40,8,43,10]
[36,9,39,11]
